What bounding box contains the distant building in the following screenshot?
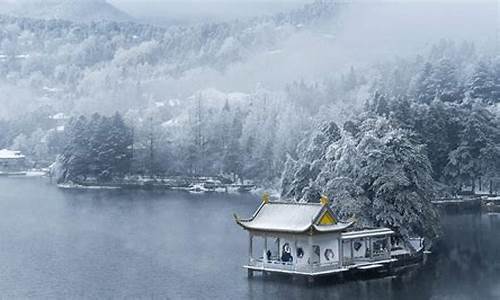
[0,149,26,173]
[49,113,69,130]
[50,113,69,122]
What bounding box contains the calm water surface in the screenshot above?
[0,177,499,299]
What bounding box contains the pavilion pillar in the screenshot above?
[386,235,392,258]
[294,237,298,271]
[264,234,268,261]
[350,239,353,262]
[338,238,343,267]
[369,237,373,260]
[386,235,391,259]
[308,235,313,273]
[249,232,253,261]
[277,238,280,260]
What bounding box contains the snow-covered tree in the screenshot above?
[56,113,132,183]
[281,116,441,241]
[444,101,500,192]
[469,60,500,105]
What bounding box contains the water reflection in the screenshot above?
[0,177,499,299]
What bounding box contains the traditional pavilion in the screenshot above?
[234,195,396,278]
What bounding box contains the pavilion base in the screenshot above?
[244,258,397,278]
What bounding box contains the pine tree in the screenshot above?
[280,122,342,201]
[56,113,133,183]
[58,116,90,183]
[469,61,496,104]
[222,116,243,182]
[415,62,437,104]
[444,101,500,192]
[432,58,460,102]
[281,116,441,241]
[108,112,133,177]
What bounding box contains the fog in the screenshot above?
[0,0,496,117]
[0,4,499,298]
[108,0,310,24]
[142,0,498,94]
[0,0,498,168]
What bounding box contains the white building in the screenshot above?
[0,149,26,174]
[235,196,396,278]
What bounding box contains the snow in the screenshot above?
[190,88,249,105]
[42,86,61,93]
[25,170,47,177]
[50,113,69,120]
[341,228,395,240]
[0,149,25,159]
[267,49,283,55]
[168,99,180,107]
[57,183,120,190]
[391,249,411,256]
[161,119,180,128]
[217,36,238,57]
[56,125,65,132]
[357,264,384,270]
[239,202,323,232]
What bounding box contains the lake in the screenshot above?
[0,177,499,299]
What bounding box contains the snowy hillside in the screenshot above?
[0,0,341,115]
[0,0,131,22]
[0,0,494,117]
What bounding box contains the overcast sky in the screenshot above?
[107,0,498,22]
[107,0,310,22]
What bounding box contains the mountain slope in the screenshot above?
[0,0,131,23]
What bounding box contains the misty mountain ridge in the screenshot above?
[0,0,132,23]
[0,0,495,118]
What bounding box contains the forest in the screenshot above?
[0,0,497,242]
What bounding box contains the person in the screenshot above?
[266,250,272,261]
[281,243,293,262]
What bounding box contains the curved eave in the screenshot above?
[312,221,356,233]
[235,219,356,234]
[235,221,311,234]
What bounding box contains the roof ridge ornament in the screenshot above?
[262,192,270,204]
[320,195,329,206]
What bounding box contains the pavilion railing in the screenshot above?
[248,257,342,274]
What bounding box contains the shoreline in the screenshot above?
[54,176,262,194]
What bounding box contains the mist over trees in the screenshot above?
[366,41,500,193]
[0,1,339,116]
[279,42,499,241]
[0,0,497,242]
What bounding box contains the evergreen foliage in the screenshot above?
[281,116,440,240]
[56,112,132,183]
